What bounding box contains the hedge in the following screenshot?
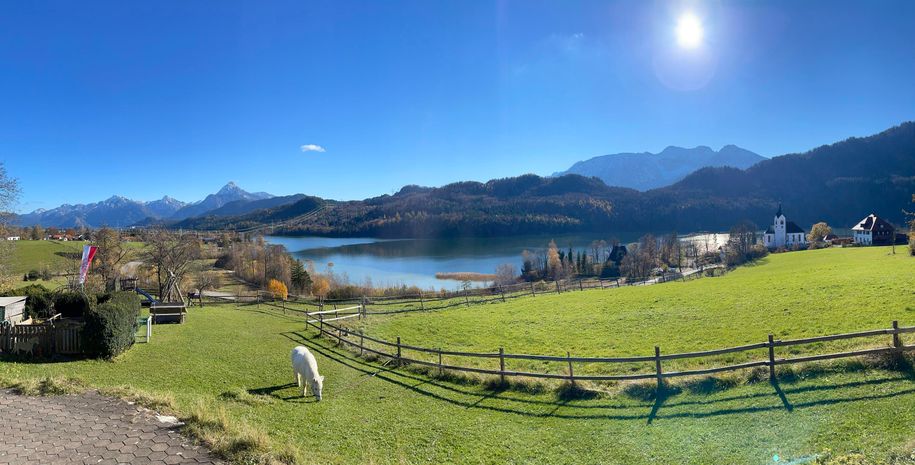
[53,292,91,318]
[83,291,140,359]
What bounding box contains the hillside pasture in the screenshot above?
[348,246,915,377]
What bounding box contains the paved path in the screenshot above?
[0,390,223,465]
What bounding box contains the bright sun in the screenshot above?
[675,13,703,49]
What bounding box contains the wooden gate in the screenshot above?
[0,323,85,356]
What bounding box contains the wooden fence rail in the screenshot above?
[0,324,85,356]
[304,318,914,390]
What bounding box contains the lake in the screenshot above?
[266,232,730,290]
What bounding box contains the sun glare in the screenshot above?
[676,12,703,49]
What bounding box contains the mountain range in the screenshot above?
[13,122,915,235]
[200,121,915,237]
[553,145,766,191]
[14,182,282,229]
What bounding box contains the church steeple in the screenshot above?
[776,202,783,217]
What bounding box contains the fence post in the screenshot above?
[892,320,901,349]
[616,278,621,287]
[499,286,506,303]
[555,280,561,294]
[567,351,575,384]
[360,331,364,356]
[420,292,425,311]
[438,348,443,377]
[579,280,583,291]
[654,346,663,392]
[768,334,776,381]
[530,282,536,297]
[147,316,152,342]
[319,314,324,335]
[396,336,402,365]
[499,347,506,384]
[464,293,470,307]
[598,279,604,289]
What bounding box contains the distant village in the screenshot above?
[760,204,908,250]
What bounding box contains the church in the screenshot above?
[762,204,807,249]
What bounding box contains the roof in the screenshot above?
[786,221,805,234]
[0,296,27,307]
[764,222,805,234]
[852,214,895,232]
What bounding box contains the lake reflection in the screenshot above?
[265,233,729,290]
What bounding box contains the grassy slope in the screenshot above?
[0,306,912,464]
[8,240,86,275]
[354,247,915,374]
[1,246,914,464]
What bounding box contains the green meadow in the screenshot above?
[0,246,913,464]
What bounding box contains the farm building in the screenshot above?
[851,214,898,245]
[0,297,27,325]
[3,236,20,241]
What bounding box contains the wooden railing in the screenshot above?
[305,318,914,389]
[0,323,85,356]
[207,266,725,315]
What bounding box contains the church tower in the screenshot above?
[773,203,786,248]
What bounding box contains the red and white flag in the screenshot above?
[79,245,98,285]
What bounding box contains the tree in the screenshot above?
[29,225,43,241]
[194,271,222,307]
[807,222,832,247]
[267,279,288,301]
[0,163,20,289]
[290,259,312,294]
[547,240,562,280]
[494,263,518,286]
[142,229,201,300]
[92,227,130,290]
[312,276,330,301]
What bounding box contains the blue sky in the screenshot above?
[2,0,915,212]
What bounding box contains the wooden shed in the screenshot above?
[0,297,27,325]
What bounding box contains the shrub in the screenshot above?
[53,292,91,318]
[267,279,288,301]
[83,291,140,359]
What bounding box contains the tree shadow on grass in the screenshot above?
[278,330,915,423]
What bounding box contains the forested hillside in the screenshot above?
[182,122,915,237]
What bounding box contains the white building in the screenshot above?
[851,214,895,245]
[3,236,19,241]
[0,296,27,325]
[763,204,807,249]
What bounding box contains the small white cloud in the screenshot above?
[300,144,326,153]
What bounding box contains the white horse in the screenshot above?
[291,346,324,401]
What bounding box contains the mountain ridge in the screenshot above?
[553,145,766,191]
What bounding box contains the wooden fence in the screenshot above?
[208,265,725,315]
[305,318,915,389]
[0,323,84,356]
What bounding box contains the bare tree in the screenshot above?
[494,263,518,286]
[0,163,20,288]
[92,227,131,290]
[143,229,201,299]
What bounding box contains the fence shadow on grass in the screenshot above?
[278,330,915,424]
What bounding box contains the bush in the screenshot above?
[83,291,140,359]
[53,292,91,318]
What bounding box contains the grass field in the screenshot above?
[347,246,915,375]
[7,240,87,275]
[8,239,146,275]
[1,246,913,464]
